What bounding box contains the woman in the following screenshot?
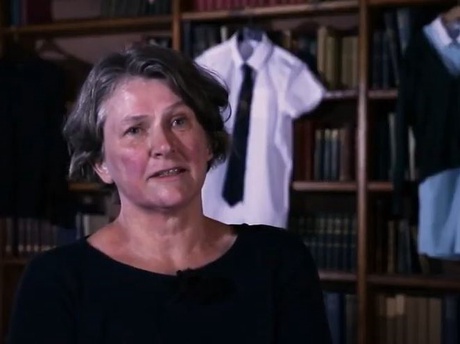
[7,45,332,343]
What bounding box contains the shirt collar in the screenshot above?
[229,32,273,71]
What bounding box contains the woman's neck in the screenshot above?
[111,200,216,268]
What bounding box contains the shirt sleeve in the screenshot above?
[283,62,326,119]
[7,253,76,344]
[275,237,332,343]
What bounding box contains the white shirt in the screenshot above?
[196,33,325,228]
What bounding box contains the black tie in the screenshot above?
[222,64,254,206]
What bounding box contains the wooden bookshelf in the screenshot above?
[181,0,359,21]
[324,89,358,100]
[368,181,393,192]
[0,1,457,344]
[322,89,398,101]
[1,15,172,37]
[292,181,393,192]
[68,182,106,193]
[1,259,27,267]
[369,0,450,6]
[368,88,398,100]
[292,181,357,192]
[368,274,460,291]
[319,271,357,283]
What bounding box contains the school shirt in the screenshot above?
[195,33,325,229]
[416,18,460,258]
[7,225,332,344]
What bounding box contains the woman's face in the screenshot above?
[95,77,212,212]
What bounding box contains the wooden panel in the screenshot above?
[319,271,357,283]
[324,90,358,101]
[68,182,104,193]
[368,89,397,100]
[368,274,460,291]
[369,0,452,6]
[292,181,357,192]
[292,181,392,192]
[182,1,359,21]
[357,0,370,343]
[1,16,172,37]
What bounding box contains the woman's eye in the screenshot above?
[172,117,188,128]
[125,126,142,136]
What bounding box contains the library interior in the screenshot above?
[0,0,459,343]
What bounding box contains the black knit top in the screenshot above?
[7,224,331,344]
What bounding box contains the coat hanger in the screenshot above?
[35,38,82,62]
[237,14,263,42]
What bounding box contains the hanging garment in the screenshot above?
[0,56,72,226]
[196,33,325,228]
[395,17,460,258]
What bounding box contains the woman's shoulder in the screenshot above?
[232,224,317,275]
[233,223,309,258]
[23,238,89,278]
[234,223,303,243]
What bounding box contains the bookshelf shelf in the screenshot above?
[368,181,393,192]
[1,16,172,37]
[2,258,28,267]
[292,181,357,192]
[319,271,357,283]
[292,181,393,192]
[181,0,359,21]
[322,89,397,101]
[368,274,460,291]
[368,89,398,100]
[68,182,106,192]
[369,0,445,6]
[324,90,358,101]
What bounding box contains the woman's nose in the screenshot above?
[149,127,175,157]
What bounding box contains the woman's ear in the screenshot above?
[93,161,113,184]
[207,144,213,161]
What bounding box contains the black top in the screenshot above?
[393,31,460,214]
[7,224,332,344]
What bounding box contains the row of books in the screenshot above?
[100,0,171,19]
[296,108,417,184]
[310,124,355,182]
[317,26,359,91]
[7,0,172,27]
[370,110,416,182]
[324,292,357,344]
[289,212,357,272]
[373,216,422,275]
[1,212,110,259]
[372,198,440,276]
[375,294,460,344]
[1,192,114,258]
